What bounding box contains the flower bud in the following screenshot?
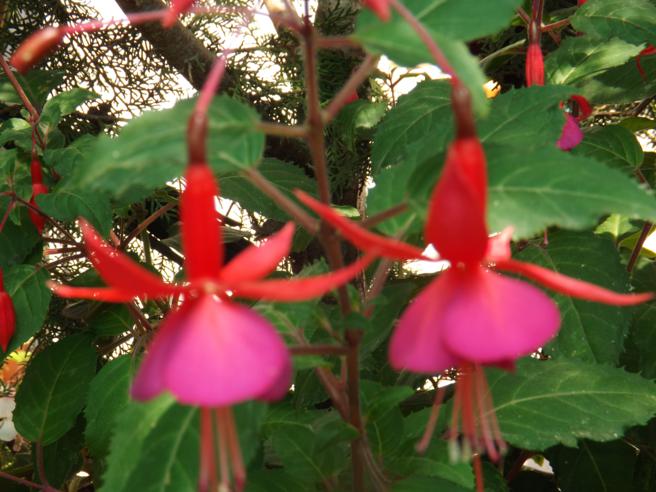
[363,0,391,22]
[163,0,196,28]
[525,43,545,87]
[10,27,64,74]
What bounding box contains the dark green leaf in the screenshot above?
[71,96,264,201]
[85,356,134,461]
[88,304,134,337]
[571,0,656,46]
[35,416,85,488]
[367,165,420,236]
[40,88,98,129]
[515,231,634,364]
[546,37,643,86]
[572,125,643,173]
[489,359,656,449]
[3,265,51,355]
[371,80,452,171]
[392,475,470,492]
[100,395,175,492]
[548,440,637,492]
[36,189,112,235]
[0,213,41,270]
[486,146,656,239]
[14,335,97,445]
[221,159,316,221]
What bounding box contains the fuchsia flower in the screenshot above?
[557,94,592,151]
[525,43,545,87]
[294,86,652,464]
[49,57,372,491]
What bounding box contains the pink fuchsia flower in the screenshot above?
[557,94,592,151]
[294,125,652,462]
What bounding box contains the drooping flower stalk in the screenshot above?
[525,1,545,87]
[28,157,48,233]
[0,270,16,353]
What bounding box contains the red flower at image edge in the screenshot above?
[295,135,652,459]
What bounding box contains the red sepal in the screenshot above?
[494,259,654,306]
[48,283,144,303]
[570,95,592,121]
[10,27,64,73]
[180,163,222,282]
[294,191,425,260]
[425,138,489,265]
[79,219,175,299]
[232,254,374,302]
[220,223,295,284]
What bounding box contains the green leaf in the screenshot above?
[70,96,264,201]
[476,86,573,148]
[627,263,656,379]
[354,4,488,115]
[100,395,175,492]
[571,0,656,47]
[0,69,63,108]
[221,159,316,221]
[546,37,644,86]
[14,335,97,445]
[3,265,51,355]
[85,356,134,462]
[548,440,638,492]
[0,212,41,270]
[40,88,98,129]
[36,189,112,235]
[88,304,134,337]
[43,135,96,176]
[489,359,656,450]
[367,165,419,236]
[572,125,644,173]
[576,53,656,105]
[371,80,452,171]
[115,404,199,492]
[35,417,85,488]
[619,117,656,132]
[514,231,634,364]
[392,475,470,492]
[486,146,656,239]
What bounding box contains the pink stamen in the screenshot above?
[199,408,217,492]
[415,385,447,454]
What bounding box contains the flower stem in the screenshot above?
[627,222,652,272]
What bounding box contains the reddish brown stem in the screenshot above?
[627,222,652,272]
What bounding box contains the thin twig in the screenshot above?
[322,54,379,124]
[244,168,319,233]
[257,121,308,138]
[121,201,176,248]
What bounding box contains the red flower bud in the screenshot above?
[525,43,545,87]
[10,27,65,74]
[0,271,16,353]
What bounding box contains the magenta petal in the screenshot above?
[131,304,189,401]
[388,274,460,374]
[441,268,561,364]
[557,114,584,151]
[159,295,290,406]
